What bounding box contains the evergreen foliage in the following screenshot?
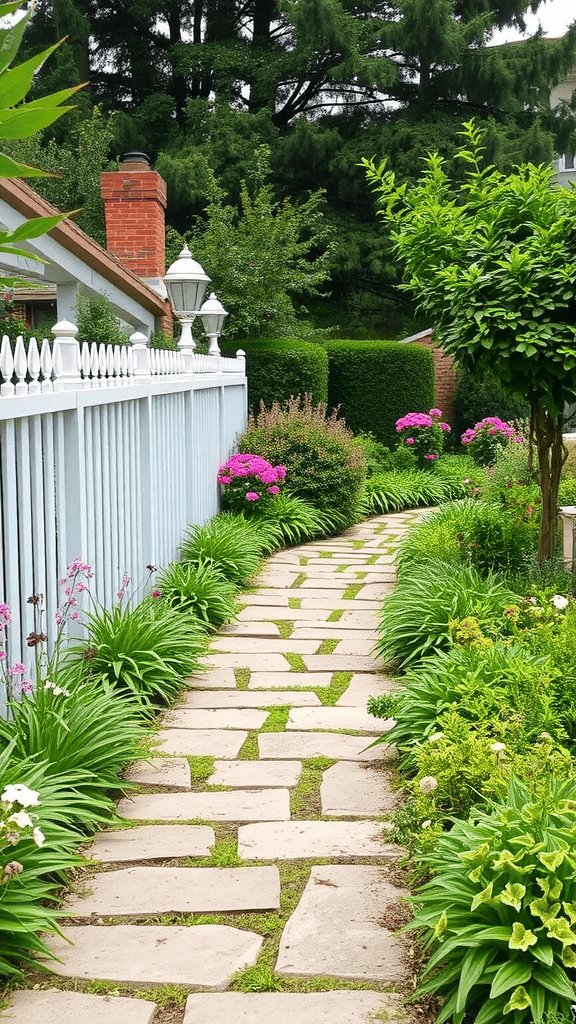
[325,339,435,446]
[221,337,328,410]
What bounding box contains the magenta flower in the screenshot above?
[152,589,162,598]
[425,453,437,461]
[439,422,451,432]
[429,408,442,417]
[405,437,415,445]
[246,492,260,501]
[0,651,6,661]
[70,612,79,621]
[8,664,25,675]
[218,476,232,484]
[268,486,280,495]
[0,603,10,625]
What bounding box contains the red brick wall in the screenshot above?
[404,332,458,426]
[101,160,167,279]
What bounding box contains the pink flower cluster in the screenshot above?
[395,408,450,467]
[461,417,517,445]
[56,558,93,625]
[218,453,286,503]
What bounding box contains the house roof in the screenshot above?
[0,178,168,320]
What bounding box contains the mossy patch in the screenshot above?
[235,668,250,690]
[237,731,259,760]
[316,638,339,655]
[290,573,308,588]
[317,672,353,706]
[326,608,344,622]
[290,756,335,819]
[285,652,307,673]
[261,707,290,732]
[342,584,364,600]
[271,619,295,639]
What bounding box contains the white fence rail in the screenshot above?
[0,322,247,714]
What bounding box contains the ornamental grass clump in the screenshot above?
[409,776,576,1024]
[462,417,523,467]
[395,408,451,469]
[218,452,286,511]
[156,559,237,628]
[180,511,266,585]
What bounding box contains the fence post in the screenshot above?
[52,320,81,391]
[130,331,151,377]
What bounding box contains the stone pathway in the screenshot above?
[4,511,424,1024]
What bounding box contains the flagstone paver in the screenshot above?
[276,866,409,982]
[320,762,399,817]
[179,690,321,708]
[237,822,399,860]
[248,671,332,688]
[3,989,158,1024]
[64,866,281,916]
[182,991,408,1023]
[258,732,393,761]
[123,756,191,790]
[37,511,417,1020]
[286,706,385,734]
[336,672,398,705]
[156,728,248,757]
[41,925,264,988]
[117,789,291,822]
[87,824,215,863]
[162,708,269,730]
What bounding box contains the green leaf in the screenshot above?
[0,42,61,107]
[490,959,533,999]
[456,946,494,1013]
[509,923,537,951]
[0,8,30,75]
[0,104,74,139]
[4,215,64,242]
[538,850,565,871]
[546,917,576,946]
[0,151,52,179]
[532,964,576,1002]
[503,985,531,1013]
[498,883,526,912]
[531,941,554,967]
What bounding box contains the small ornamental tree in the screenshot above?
[363,122,576,562]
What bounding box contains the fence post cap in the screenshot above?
[130,331,148,346]
[51,320,79,338]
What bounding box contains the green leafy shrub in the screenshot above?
[75,293,129,347]
[522,603,576,743]
[68,599,206,712]
[461,417,524,467]
[453,368,529,442]
[0,680,144,800]
[324,339,435,447]
[221,337,328,408]
[369,644,560,762]
[376,560,516,668]
[238,395,366,526]
[180,511,266,585]
[408,777,576,1024]
[156,559,237,628]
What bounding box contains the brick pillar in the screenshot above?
[401,329,458,426]
[101,152,167,279]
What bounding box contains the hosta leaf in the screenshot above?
[509,923,537,951]
[498,883,526,911]
[537,850,565,871]
[503,985,531,1013]
[538,875,562,900]
[473,995,508,1024]
[532,963,576,1001]
[531,941,554,967]
[456,946,494,1013]
[471,881,494,910]
[490,959,533,999]
[546,917,576,946]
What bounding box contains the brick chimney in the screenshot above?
[101,152,167,284]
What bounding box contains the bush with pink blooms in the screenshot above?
[395,408,451,469]
[218,453,286,513]
[461,416,523,467]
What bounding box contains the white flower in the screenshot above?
[489,742,506,753]
[52,687,63,696]
[44,681,55,690]
[1,784,40,808]
[32,827,45,848]
[419,776,438,794]
[552,594,569,610]
[8,810,33,829]
[421,820,432,829]
[429,732,444,742]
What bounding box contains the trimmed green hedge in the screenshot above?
[324,340,435,447]
[220,338,328,410]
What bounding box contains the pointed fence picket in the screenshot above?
[0,322,247,715]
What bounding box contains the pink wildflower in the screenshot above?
[0,604,11,625]
[429,408,442,417]
[218,476,232,484]
[8,664,25,675]
[406,437,415,445]
[152,589,162,598]
[268,486,280,495]
[70,612,80,620]
[425,454,437,461]
[246,492,260,501]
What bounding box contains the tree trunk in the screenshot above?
[533,404,567,563]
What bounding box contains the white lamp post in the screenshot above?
[200,292,228,356]
[164,246,210,355]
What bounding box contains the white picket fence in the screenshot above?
[0,321,247,714]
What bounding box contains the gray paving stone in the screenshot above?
[236,593,289,606]
[210,638,319,655]
[336,672,399,706]
[238,822,399,860]
[258,732,392,762]
[248,672,332,689]
[40,925,263,989]
[276,865,409,982]
[286,706,384,734]
[117,789,290,822]
[123,757,191,790]
[237,606,332,622]
[299,579,350,591]
[330,639,375,656]
[302,654,382,673]
[64,866,280,916]
[339,611,379,627]
[162,708,268,730]
[219,621,280,637]
[87,825,215,863]
[156,729,247,757]
[186,668,237,689]
[179,690,321,708]
[290,627,376,641]
[3,989,157,1024]
[320,762,400,817]
[300,598,381,610]
[199,653,290,671]
[183,991,407,1023]
[359,585,395,601]
[209,760,302,788]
